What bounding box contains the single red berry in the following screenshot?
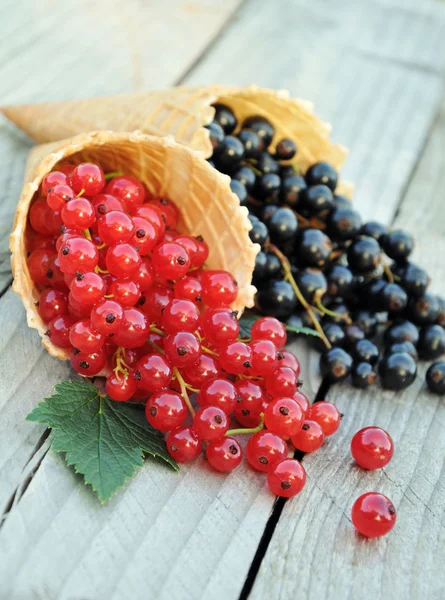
[133,258,155,293]
[106,373,137,402]
[70,348,107,376]
[90,298,124,334]
[162,299,200,334]
[113,308,149,348]
[92,193,125,218]
[27,232,56,253]
[164,331,201,368]
[109,279,141,307]
[351,427,394,470]
[97,211,135,245]
[42,171,67,196]
[194,236,209,267]
[206,437,242,472]
[140,283,173,321]
[250,339,278,376]
[45,256,68,292]
[174,276,202,303]
[181,354,221,387]
[70,271,106,306]
[131,204,165,237]
[134,353,172,392]
[201,270,238,307]
[152,242,191,280]
[106,175,145,211]
[58,164,76,178]
[233,379,264,424]
[264,397,304,437]
[48,315,75,348]
[58,236,99,274]
[47,183,74,211]
[106,243,141,278]
[198,377,238,414]
[308,401,341,436]
[351,492,396,538]
[166,426,201,462]
[246,431,288,472]
[27,249,55,286]
[150,197,179,229]
[267,458,306,498]
[56,229,79,252]
[193,406,228,441]
[291,420,324,453]
[29,198,51,235]
[131,216,158,255]
[266,366,298,398]
[61,197,95,231]
[38,289,68,323]
[201,307,240,347]
[292,391,310,415]
[251,317,287,348]
[219,341,252,375]
[145,390,187,432]
[71,163,105,196]
[277,349,301,376]
[68,292,91,319]
[43,207,63,236]
[69,319,105,353]
[174,236,200,268]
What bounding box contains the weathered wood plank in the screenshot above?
[185,0,444,224]
[252,98,445,599]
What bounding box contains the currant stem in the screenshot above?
[185,383,200,393]
[104,294,114,299]
[383,262,394,283]
[226,415,264,436]
[173,367,195,418]
[104,170,124,180]
[94,266,109,274]
[314,296,352,324]
[76,189,85,198]
[269,243,332,349]
[96,243,107,250]
[147,340,165,354]
[83,228,92,241]
[201,345,218,357]
[150,325,166,337]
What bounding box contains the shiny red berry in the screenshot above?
[166,426,201,462]
[106,373,137,402]
[181,354,221,387]
[267,458,306,498]
[42,171,67,196]
[92,193,124,218]
[291,420,324,453]
[194,236,209,267]
[174,235,200,268]
[246,431,288,472]
[308,401,341,436]
[131,216,158,255]
[152,242,191,280]
[71,163,105,196]
[145,390,187,432]
[131,204,165,237]
[69,319,105,353]
[292,391,310,415]
[193,406,229,441]
[266,366,298,398]
[206,437,242,472]
[162,299,200,334]
[351,427,394,470]
[140,283,173,321]
[58,237,99,274]
[277,350,301,376]
[134,353,172,392]
[109,279,141,307]
[47,183,74,211]
[70,348,107,376]
[164,331,201,368]
[201,307,240,347]
[106,243,141,278]
[106,176,145,211]
[29,198,51,235]
[113,308,149,348]
[90,299,124,334]
[233,379,264,424]
[27,249,55,286]
[250,339,278,376]
[48,315,75,348]
[201,270,238,307]
[38,289,68,323]
[97,211,135,245]
[198,377,238,414]
[174,276,202,303]
[70,271,106,306]
[351,492,396,538]
[219,341,252,375]
[251,317,287,348]
[133,258,155,292]
[61,197,95,231]
[264,398,304,437]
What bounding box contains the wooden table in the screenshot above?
[1,1,445,598]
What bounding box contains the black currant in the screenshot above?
[301,184,334,215]
[248,215,269,248]
[275,138,297,160]
[297,228,332,268]
[385,341,418,361]
[237,129,264,158]
[319,347,353,382]
[343,324,366,349]
[295,268,327,303]
[352,339,380,365]
[418,325,445,360]
[313,322,345,352]
[333,194,351,209]
[255,279,297,319]
[286,313,304,337]
[327,207,362,241]
[213,104,237,134]
[214,136,244,169]
[360,221,388,242]
[242,116,275,147]
[384,320,419,346]
[382,229,414,262]
[361,278,386,312]
[408,293,439,325]
[327,265,354,298]
[351,362,377,389]
[230,179,248,205]
[267,207,298,243]
[257,152,279,175]
[206,121,225,150]
[352,310,378,338]
[400,263,430,298]
[379,352,417,390]
[264,252,282,279]
[381,283,408,313]
[347,236,381,274]
[425,362,445,395]
[279,164,296,179]
[232,165,256,192]
[323,301,350,325]
[305,161,338,191]
[280,175,307,208]
[253,251,268,282]
[256,173,281,201]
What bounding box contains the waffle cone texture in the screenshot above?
[10,131,259,360]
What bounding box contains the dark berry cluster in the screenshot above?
[208,104,445,394]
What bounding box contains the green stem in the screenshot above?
[173,367,195,418]
[226,415,264,436]
[105,170,124,180]
[314,296,351,324]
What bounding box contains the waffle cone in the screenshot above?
[10,131,258,360]
[2,85,353,197]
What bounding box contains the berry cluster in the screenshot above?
[208,104,445,394]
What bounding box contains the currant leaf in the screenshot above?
[286,324,322,338]
[27,380,178,502]
[238,313,260,338]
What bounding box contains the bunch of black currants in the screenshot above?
[207,103,445,394]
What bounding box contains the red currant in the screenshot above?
[206,437,242,472]
[201,308,240,347]
[174,276,202,303]
[134,353,172,392]
[97,211,135,245]
[56,229,79,252]
[42,171,67,196]
[61,198,95,230]
[251,317,287,348]
[113,308,149,348]
[48,315,75,348]
[131,216,158,255]
[162,299,200,334]
[266,367,298,398]
[194,236,209,267]
[147,330,165,351]
[164,331,201,368]
[233,379,264,423]
[292,391,310,415]
[145,390,187,432]
[38,289,68,323]
[58,237,99,274]
[133,258,155,293]
[219,341,252,375]
[198,377,238,414]
[193,406,228,441]
[246,431,288,472]
[27,249,55,286]
[267,458,306,498]
[264,398,304,437]
[181,354,221,387]
[106,176,145,211]
[27,232,55,253]
[70,271,105,306]
[68,292,91,319]
[174,236,200,268]
[47,184,74,211]
[106,243,141,278]
[106,373,137,402]
[277,350,301,376]
[71,163,105,196]
[351,492,396,538]
[45,256,67,291]
[250,339,278,376]
[150,197,179,229]
[201,270,238,307]
[90,299,124,334]
[152,242,190,280]
[131,204,165,237]
[92,193,124,218]
[43,207,63,236]
[351,427,394,470]
[140,284,173,321]
[308,401,341,436]
[109,279,141,307]
[69,319,105,353]
[291,420,324,453]
[29,198,51,235]
[165,426,201,462]
[70,348,107,376]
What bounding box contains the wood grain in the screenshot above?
[251,98,445,600]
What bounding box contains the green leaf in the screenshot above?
[27,380,178,502]
[238,314,261,338]
[286,324,322,338]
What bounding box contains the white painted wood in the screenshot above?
[252,99,445,600]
